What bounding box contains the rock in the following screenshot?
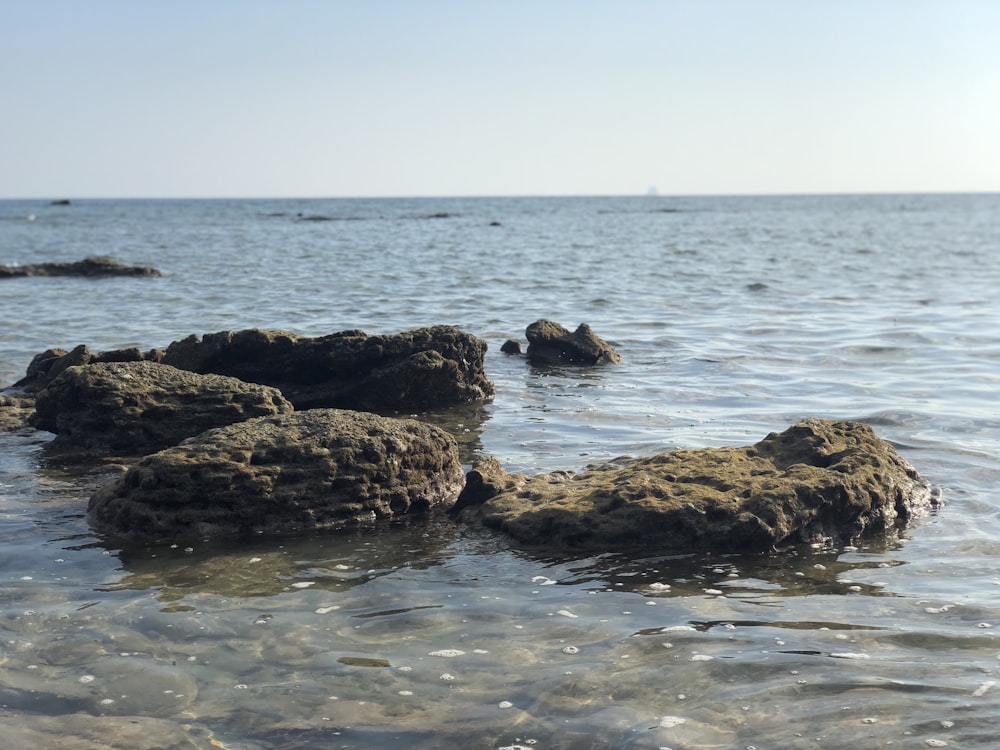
[31,361,293,456]
[157,325,493,411]
[0,714,198,750]
[451,455,509,514]
[453,419,937,551]
[88,408,465,541]
[525,319,621,364]
[15,326,494,413]
[0,256,162,278]
[13,345,160,393]
[500,339,522,355]
[0,393,34,432]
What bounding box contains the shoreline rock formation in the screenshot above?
[452,419,937,551]
[88,409,465,542]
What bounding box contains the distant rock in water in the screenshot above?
[88,409,465,542]
[525,319,622,365]
[31,361,293,457]
[0,256,162,278]
[453,419,938,551]
[15,326,494,414]
[500,339,522,355]
[50,199,72,206]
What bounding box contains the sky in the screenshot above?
[2,0,998,198]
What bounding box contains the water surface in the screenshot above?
[2,194,999,748]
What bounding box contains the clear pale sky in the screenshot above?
[2,0,998,198]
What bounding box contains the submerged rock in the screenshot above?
[0,256,162,278]
[88,409,465,541]
[15,325,494,413]
[32,361,293,456]
[525,319,621,365]
[453,419,937,550]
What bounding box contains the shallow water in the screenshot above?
[2,194,999,748]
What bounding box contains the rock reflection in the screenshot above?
[505,536,909,601]
[102,516,460,601]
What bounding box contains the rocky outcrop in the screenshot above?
[32,361,293,456]
[0,256,162,278]
[13,344,151,393]
[453,419,937,551]
[525,320,621,364]
[88,409,465,541]
[15,326,494,413]
[0,393,34,432]
[158,326,493,411]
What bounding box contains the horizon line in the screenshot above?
[2,189,999,202]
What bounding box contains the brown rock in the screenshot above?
[31,361,293,456]
[453,419,937,550]
[525,319,621,364]
[88,408,465,541]
[13,344,156,393]
[16,326,494,413]
[158,325,493,411]
[0,394,34,432]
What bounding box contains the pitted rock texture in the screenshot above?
[32,361,292,456]
[89,408,465,541]
[453,419,936,550]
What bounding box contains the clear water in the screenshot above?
[1,194,999,748]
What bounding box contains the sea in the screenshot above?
[1,194,998,749]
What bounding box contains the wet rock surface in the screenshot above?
[32,361,293,457]
[0,256,162,278]
[524,319,621,364]
[453,419,937,550]
[0,393,34,432]
[15,325,494,413]
[89,408,465,541]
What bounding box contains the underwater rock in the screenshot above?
[525,319,621,365]
[0,256,162,278]
[453,419,937,551]
[88,408,465,541]
[32,361,293,457]
[16,326,494,413]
